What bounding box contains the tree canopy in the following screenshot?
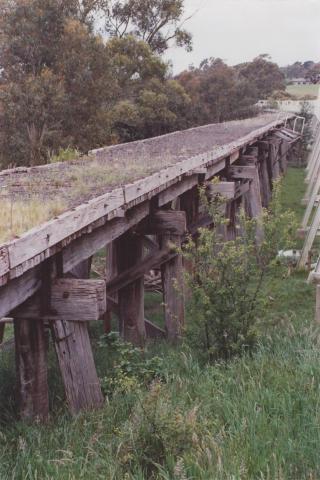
[0,0,288,169]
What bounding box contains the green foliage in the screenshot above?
[176,57,264,125]
[237,54,286,98]
[117,380,211,477]
[103,0,192,54]
[183,181,298,361]
[49,147,80,163]
[99,333,165,396]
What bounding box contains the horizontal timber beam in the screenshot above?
[207,182,236,200]
[106,247,177,295]
[136,211,187,236]
[13,279,106,322]
[229,165,257,180]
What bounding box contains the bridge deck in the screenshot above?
[1,113,281,243]
[0,113,290,310]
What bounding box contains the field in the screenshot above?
[1,168,320,479]
[286,84,319,100]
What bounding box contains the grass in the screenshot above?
[0,198,66,243]
[286,84,319,100]
[0,167,319,479]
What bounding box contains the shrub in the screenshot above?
[183,181,297,361]
[99,333,165,396]
[118,381,211,477]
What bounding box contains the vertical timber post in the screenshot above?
[0,322,4,344]
[180,186,199,300]
[160,230,185,342]
[104,242,118,334]
[116,231,146,345]
[14,317,49,421]
[51,258,104,415]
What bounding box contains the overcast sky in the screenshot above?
[164,0,320,73]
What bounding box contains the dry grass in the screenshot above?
[0,198,66,243]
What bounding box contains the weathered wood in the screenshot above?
[7,188,124,271]
[14,318,49,421]
[107,247,176,295]
[0,323,4,344]
[0,247,9,278]
[0,204,150,319]
[116,231,146,345]
[158,175,199,207]
[160,233,185,343]
[258,146,271,207]
[137,210,187,236]
[299,202,320,267]
[14,279,106,322]
[234,181,250,200]
[226,201,237,240]
[51,319,104,414]
[145,319,166,339]
[268,138,281,179]
[104,242,118,334]
[205,159,226,180]
[207,182,236,200]
[229,165,258,180]
[62,202,150,274]
[0,266,41,319]
[0,116,292,285]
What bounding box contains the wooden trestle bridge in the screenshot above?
[0,113,301,420]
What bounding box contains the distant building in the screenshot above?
[290,78,310,85]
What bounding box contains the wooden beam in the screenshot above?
[50,262,104,415]
[0,203,150,319]
[157,175,199,207]
[229,165,257,179]
[62,201,150,274]
[234,181,250,199]
[207,182,236,200]
[136,210,187,236]
[116,231,146,345]
[51,319,104,414]
[0,267,41,319]
[107,247,176,295]
[103,242,117,334]
[14,318,49,421]
[13,279,106,322]
[0,117,291,285]
[0,323,4,344]
[145,319,166,339]
[160,232,185,343]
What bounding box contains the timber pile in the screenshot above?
[0,113,301,420]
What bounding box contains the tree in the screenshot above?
[237,55,285,98]
[177,58,258,126]
[0,0,191,167]
[102,0,192,54]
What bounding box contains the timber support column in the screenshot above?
[160,231,185,342]
[257,142,272,207]
[229,165,263,243]
[51,259,104,415]
[137,209,187,342]
[104,242,118,334]
[14,317,49,421]
[116,231,146,346]
[268,138,281,180]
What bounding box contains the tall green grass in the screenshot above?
[0,167,318,479]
